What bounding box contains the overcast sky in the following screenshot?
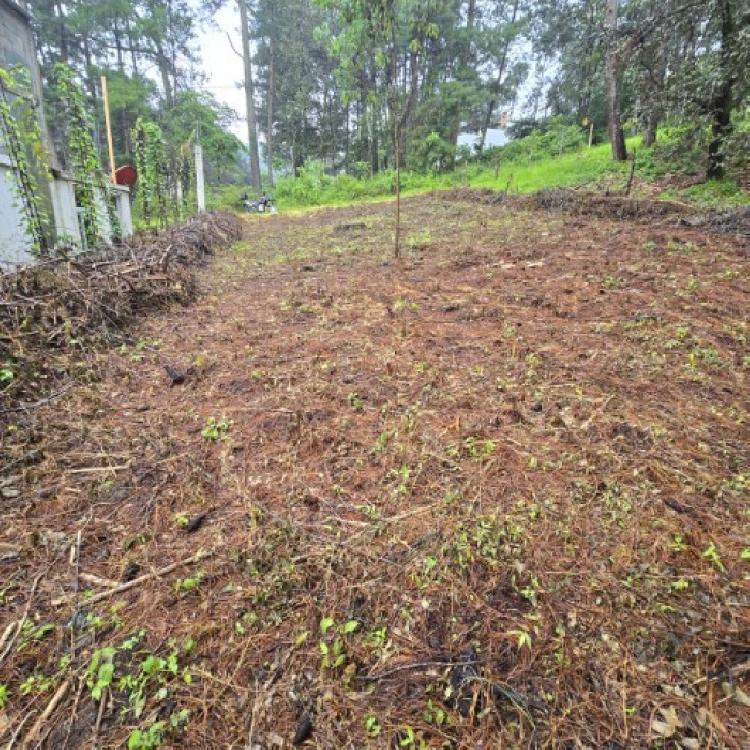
[196,3,250,142]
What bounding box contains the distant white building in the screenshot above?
[457,128,510,152]
[0,0,132,268]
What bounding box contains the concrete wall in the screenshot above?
[0,0,57,167]
[0,156,35,267]
[0,1,134,263]
[49,178,80,244]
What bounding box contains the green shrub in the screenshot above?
[410,131,456,173]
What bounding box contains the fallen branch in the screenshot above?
[24,678,71,745]
[51,550,215,606]
[0,573,43,665]
[78,572,121,588]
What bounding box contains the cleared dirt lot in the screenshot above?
[1,194,748,748]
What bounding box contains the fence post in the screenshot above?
[194,142,205,212]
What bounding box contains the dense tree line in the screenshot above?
[28,0,244,183]
[26,0,749,188]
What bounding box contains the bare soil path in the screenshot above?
[1,194,748,748]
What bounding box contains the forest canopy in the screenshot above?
[25,0,750,189]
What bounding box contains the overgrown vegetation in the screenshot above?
[0,66,49,253]
[212,125,748,212]
[21,0,749,209]
[52,64,120,246]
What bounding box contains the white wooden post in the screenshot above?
[194,142,205,212]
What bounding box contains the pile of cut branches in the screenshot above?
[0,212,244,417]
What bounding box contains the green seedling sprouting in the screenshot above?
[175,575,203,594]
[373,430,391,453]
[668,534,688,553]
[464,436,496,461]
[319,617,360,672]
[86,646,117,700]
[508,628,532,650]
[127,711,189,750]
[0,683,7,709]
[347,392,364,412]
[201,416,232,441]
[423,698,447,726]
[364,714,381,737]
[702,541,725,572]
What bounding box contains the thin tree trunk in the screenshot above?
[266,35,274,186]
[605,0,627,161]
[155,42,174,106]
[479,0,519,151]
[394,117,400,259]
[239,0,261,189]
[128,22,139,74]
[642,40,667,147]
[55,1,68,62]
[114,24,125,72]
[706,0,735,179]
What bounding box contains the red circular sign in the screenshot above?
[115,165,137,187]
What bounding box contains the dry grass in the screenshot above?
[0,195,748,749]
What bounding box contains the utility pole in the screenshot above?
[238,0,261,189]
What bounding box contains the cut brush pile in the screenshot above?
[0,212,244,420]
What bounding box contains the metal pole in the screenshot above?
[100,75,116,183]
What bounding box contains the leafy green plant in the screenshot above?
[423,698,447,726]
[463,436,496,461]
[19,673,53,696]
[201,416,232,441]
[86,646,117,700]
[347,392,364,412]
[668,534,688,553]
[175,575,203,594]
[128,723,166,750]
[364,714,382,737]
[54,63,119,246]
[508,628,532,650]
[318,616,359,674]
[701,541,725,572]
[0,683,7,709]
[0,66,49,253]
[132,117,169,227]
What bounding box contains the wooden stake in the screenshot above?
[100,75,116,184]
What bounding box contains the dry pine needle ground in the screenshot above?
[0,193,748,749]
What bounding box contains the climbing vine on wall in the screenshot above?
[132,118,169,227]
[176,142,195,221]
[53,63,120,247]
[0,66,49,255]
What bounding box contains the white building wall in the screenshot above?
[0,158,36,268]
[49,178,80,244]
